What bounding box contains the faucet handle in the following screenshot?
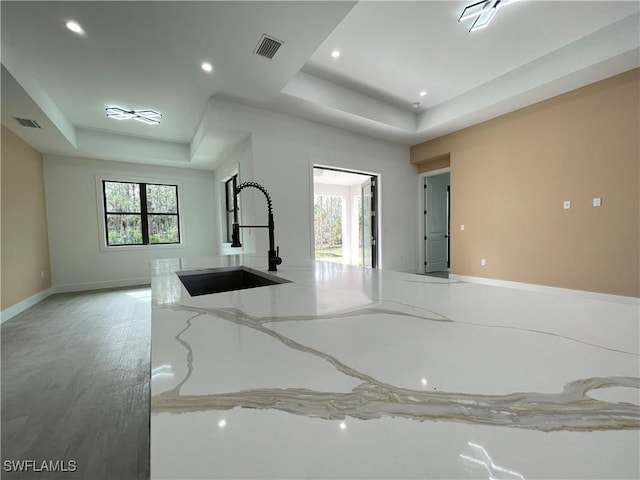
[276,246,282,265]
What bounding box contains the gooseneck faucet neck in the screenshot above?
[231,181,282,272]
[235,181,273,214]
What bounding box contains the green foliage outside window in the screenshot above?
[103,181,180,246]
[314,195,342,259]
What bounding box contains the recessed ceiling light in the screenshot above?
[420,91,427,97]
[331,50,341,58]
[411,102,420,109]
[65,20,84,35]
[201,62,213,73]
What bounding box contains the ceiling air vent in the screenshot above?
[254,34,283,59]
[14,117,42,129]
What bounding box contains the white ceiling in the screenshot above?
[2,1,638,170]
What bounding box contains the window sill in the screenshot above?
[99,243,185,253]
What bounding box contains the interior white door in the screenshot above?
[425,173,449,272]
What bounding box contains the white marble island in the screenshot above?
[151,256,639,479]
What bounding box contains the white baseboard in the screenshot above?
[54,277,150,293]
[1,278,151,324]
[449,274,640,305]
[395,266,418,274]
[1,287,55,324]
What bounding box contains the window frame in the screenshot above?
[97,176,183,250]
[224,174,238,244]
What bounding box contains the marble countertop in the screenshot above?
[151,255,639,479]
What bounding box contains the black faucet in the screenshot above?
[230,181,282,272]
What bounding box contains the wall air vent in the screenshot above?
[14,117,41,129]
[254,34,283,59]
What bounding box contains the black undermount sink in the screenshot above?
[177,266,291,297]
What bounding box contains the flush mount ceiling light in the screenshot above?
[201,61,213,73]
[420,91,427,97]
[458,0,519,32]
[105,107,162,125]
[331,50,341,58]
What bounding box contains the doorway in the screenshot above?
[313,166,378,267]
[423,172,450,275]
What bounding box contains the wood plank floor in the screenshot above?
[2,287,151,480]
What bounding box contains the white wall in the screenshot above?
[208,101,417,271]
[253,131,416,270]
[44,155,217,291]
[211,135,257,256]
[42,101,418,288]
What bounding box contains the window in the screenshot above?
[224,175,238,243]
[102,181,180,246]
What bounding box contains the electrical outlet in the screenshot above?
[460,224,465,231]
[593,197,601,207]
[563,200,571,210]
[481,259,486,266]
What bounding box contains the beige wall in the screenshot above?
[411,69,639,298]
[418,154,450,174]
[1,125,52,310]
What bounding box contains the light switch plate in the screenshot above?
[460,224,465,231]
[593,197,602,207]
[563,200,571,209]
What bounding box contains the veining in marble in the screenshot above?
[150,256,640,479]
[153,303,639,432]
